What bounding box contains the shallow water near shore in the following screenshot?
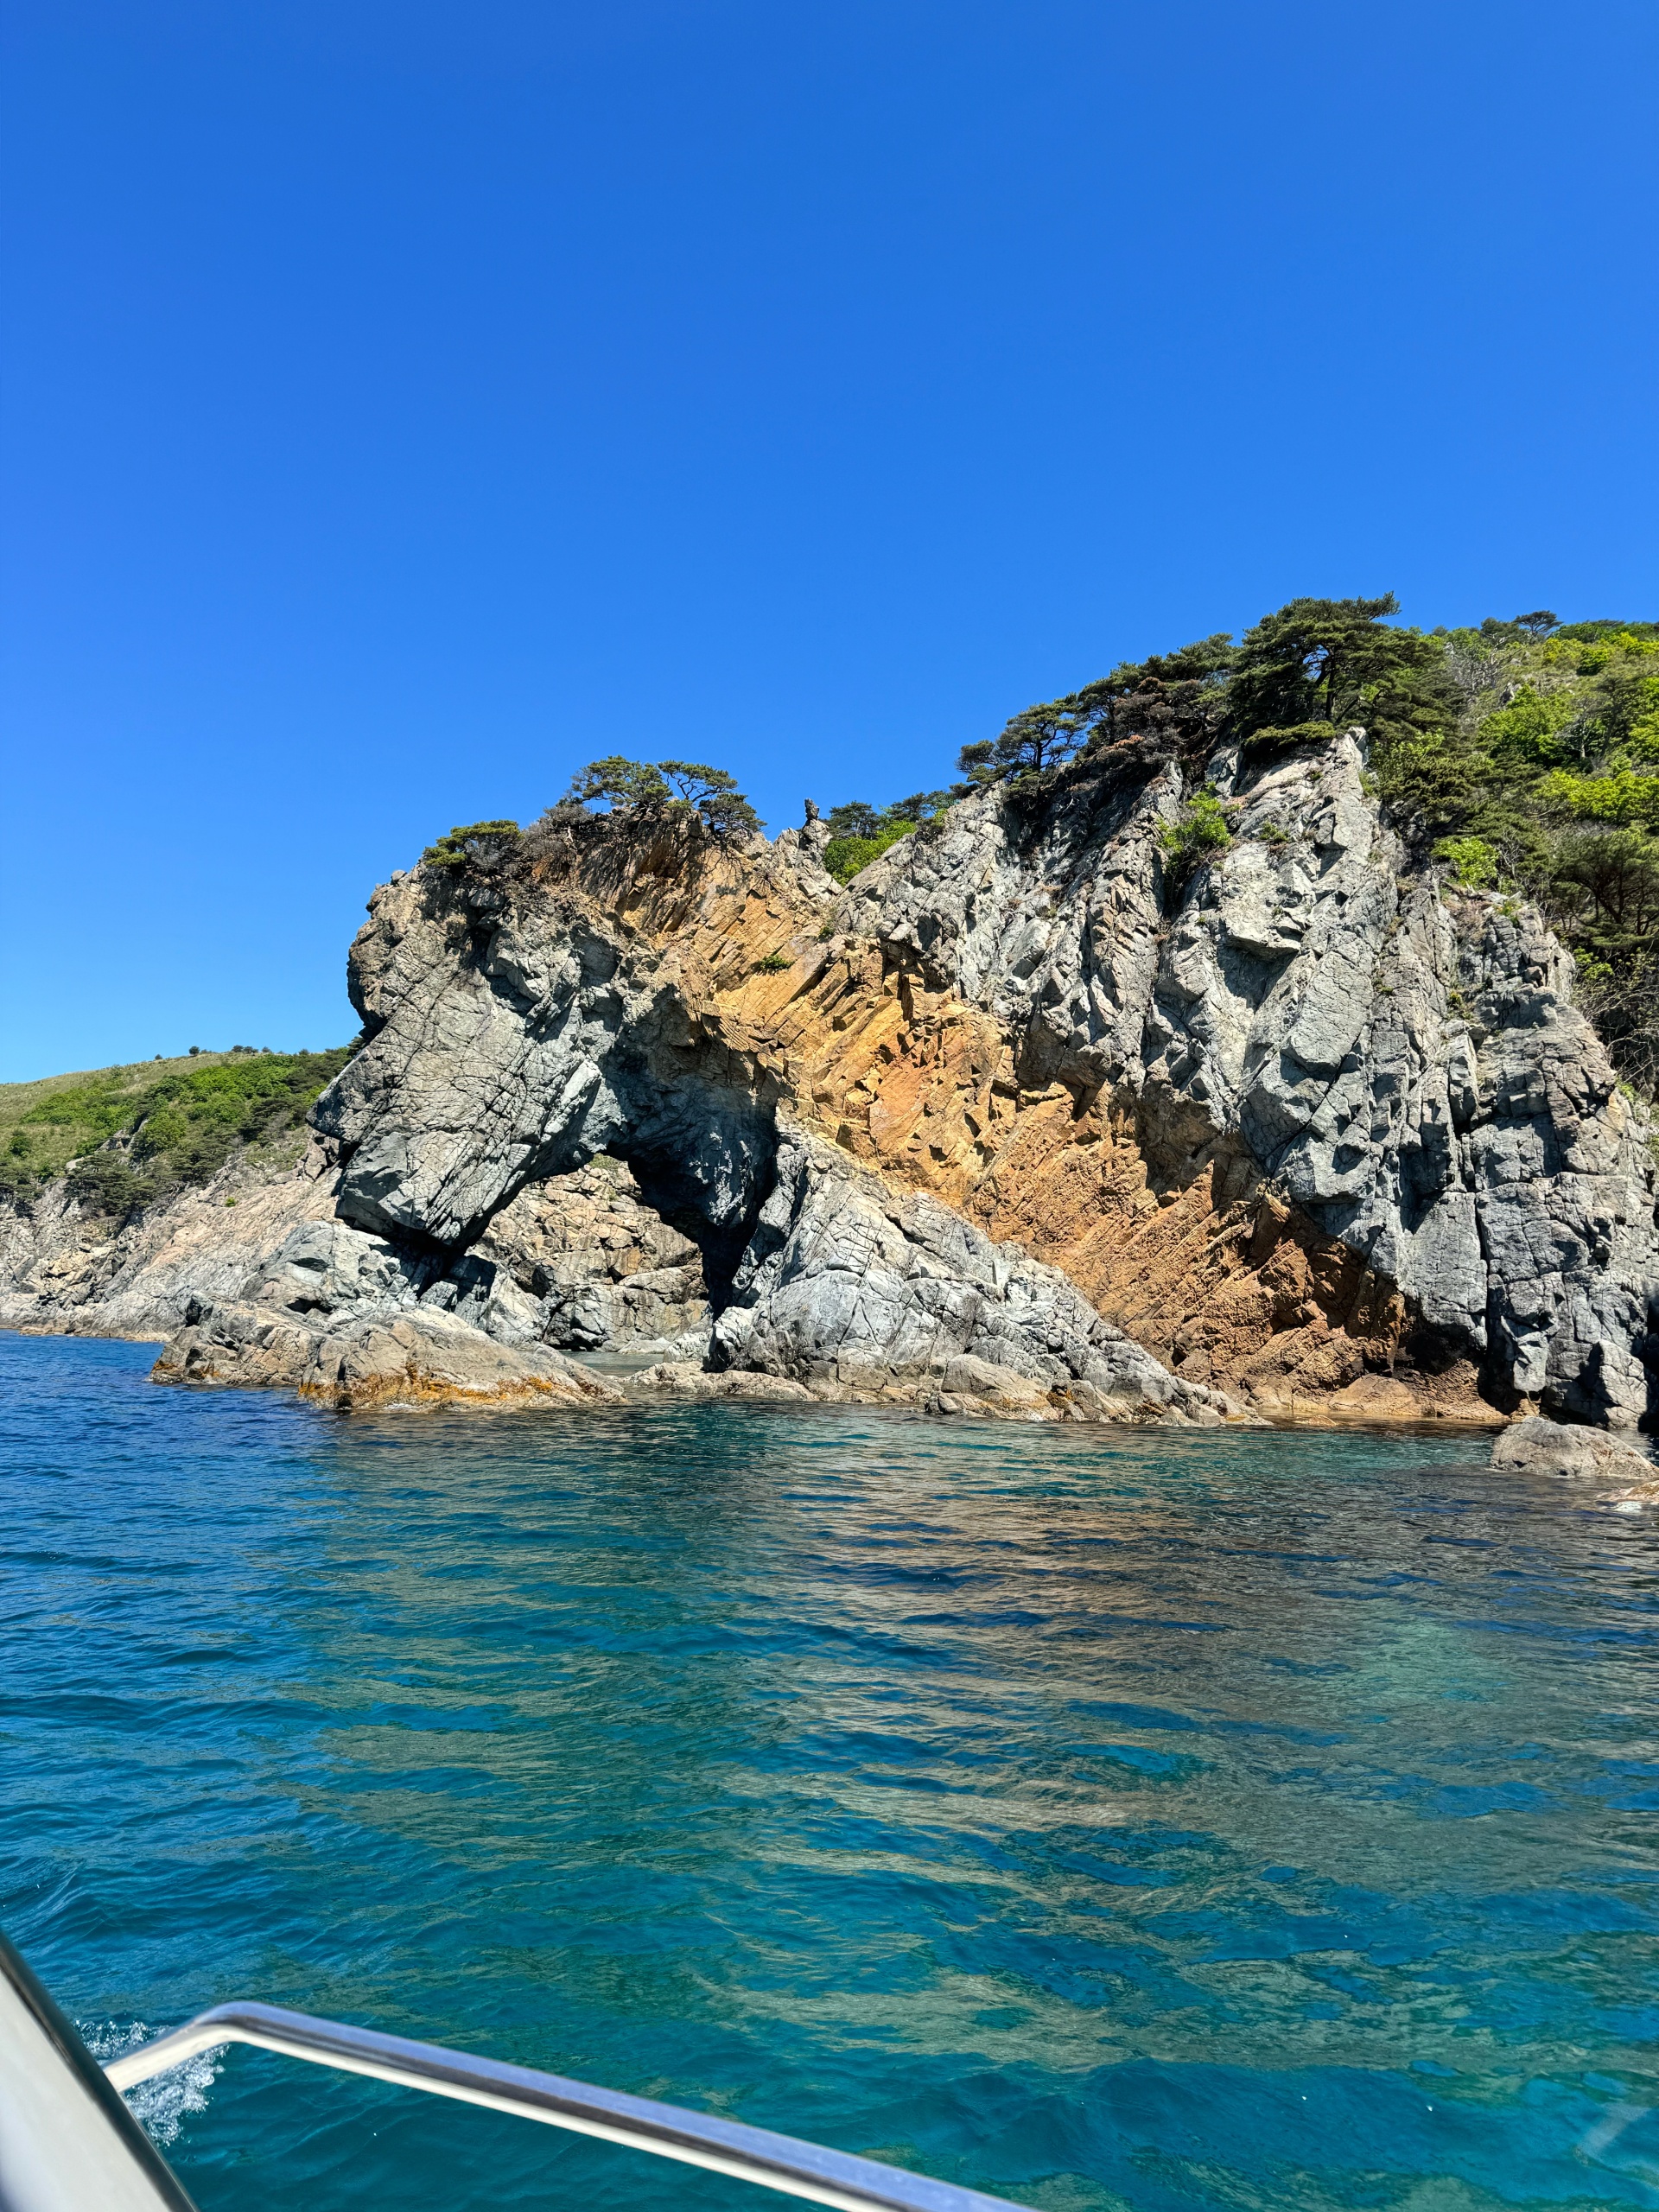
[3,1331,1658,2211]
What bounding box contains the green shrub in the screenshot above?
[1240,720,1338,762]
[754,951,792,973]
[824,819,915,884]
[1160,792,1232,878]
[10,1047,355,1218]
[422,821,522,870]
[1434,836,1499,887]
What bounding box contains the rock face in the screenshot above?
[818,732,1658,1427]
[711,1127,1224,1421]
[470,1156,710,1357]
[6,724,1656,1432]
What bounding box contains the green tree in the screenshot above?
[1552,828,1659,957]
[821,791,956,884]
[565,757,759,835]
[826,801,880,838]
[654,760,760,834]
[827,791,954,838]
[957,697,1094,786]
[956,636,1235,791]
[1230,594,1452,751]
[421,821,523,870]
[885,789,955,823]
[1596,672,1659,753]
[566,757,671,810]
[1072,635,1235,753]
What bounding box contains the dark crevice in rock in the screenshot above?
[618,1096,780,1313]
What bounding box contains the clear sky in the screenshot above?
[3,0,1655,1080]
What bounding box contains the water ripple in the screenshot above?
[3,1333,1657,2210]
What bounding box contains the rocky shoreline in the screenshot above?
[5,722,1657,1453]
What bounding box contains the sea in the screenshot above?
[3,1329,1657,2211]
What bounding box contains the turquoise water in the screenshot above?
[3,1333,1658,2210]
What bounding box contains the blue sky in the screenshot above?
[3,0,1656,1079]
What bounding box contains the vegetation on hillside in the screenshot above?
[418,770,947,891]
[0,1046,354,1217]
[824,597,1659,1087]
[417,761,764,892]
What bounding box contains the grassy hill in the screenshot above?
[0,1046,354,1217]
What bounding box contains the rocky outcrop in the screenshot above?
[813,732,1658,1427]
[155,1298,626,1412]
[710,1127,1224,1421]
[7,721,1656,1433]
[470,1156,710,1357]
[1490,1414,1657,1508]
[0,1141,341,1340]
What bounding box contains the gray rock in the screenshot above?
[709,1126,1235,1422]
[315,880,775,1261]
[470,1155,710,1351]
[626,1362,816,1403]
[1490,1414,1657,1501]
[0,1144,343,1340]
[247,1218,416,1317]
[837,729,1659,1427]
[155,1300,625,1411]
[772,800,839,898]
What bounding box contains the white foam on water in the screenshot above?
[78,2019,226,2146]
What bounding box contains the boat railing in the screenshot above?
[107,1999,1033,2212]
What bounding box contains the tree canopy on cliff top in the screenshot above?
[407,594,1659,1089]
[831,594,1659,1087]
[565,756,760,836]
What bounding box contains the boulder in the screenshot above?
[938,1354,1056,1416]
[627,1362,815,1403]
[154,1300,624,1413]
[1491,1414,1659,1506]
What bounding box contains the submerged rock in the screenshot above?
[625,1362,816,1404]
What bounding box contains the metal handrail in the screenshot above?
[106,2001,1033,2212]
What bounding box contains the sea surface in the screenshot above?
[3,1332,1658,2211]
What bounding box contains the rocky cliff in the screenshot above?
[6,721,1656,1428]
